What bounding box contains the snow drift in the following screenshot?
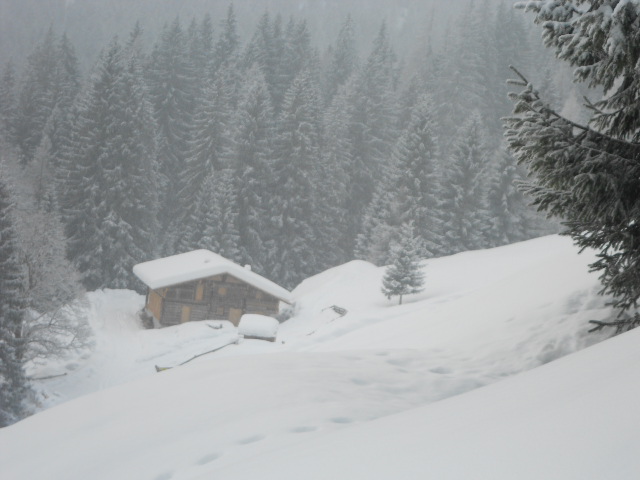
[1,235,631,480]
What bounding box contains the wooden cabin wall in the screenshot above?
[147,290,163,321]
[152,274,281,327]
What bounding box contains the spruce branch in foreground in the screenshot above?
[504,66,640,332]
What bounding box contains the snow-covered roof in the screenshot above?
[133,250,293,304]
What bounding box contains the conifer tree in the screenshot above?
[319,81,354,265]
[14,28,58,164]
[178,169,241,263]
[56,33,82,113]
[15,29,80,165]
[323,14,358,104]
[243,12,286,112]
[381,222,425,305]
[229,67,275,275]
[178,73,231,238]
[0,60,17,146]
[61,38,158,290]
[485,1,530,138]
[391,94,443,255]
[146,18,194,253]
[355,185,397,266]
[0,173,30,427]
[439,112,491,254]
[214,4,240,72]
[269,68,323,288]
[485,145,539,247]
[345,22,398,254]
[188,14,216,85]
[279,18,313,107]
[506,0,640,331]
[202,170,242,263]
[357,94,443,264]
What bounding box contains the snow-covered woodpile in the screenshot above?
[237,314,280,342]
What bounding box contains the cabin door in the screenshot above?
[180,306,192,323]
[229,308,243,325]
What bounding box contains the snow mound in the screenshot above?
[204,327,640,480]
[0,235,626,480]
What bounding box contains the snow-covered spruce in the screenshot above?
[381,222,425,305]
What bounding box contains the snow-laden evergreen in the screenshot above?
[485,146,537,247]
[269,68,324,288]
[0,4,563,312]
[178,73,231,238]
[439,113,491,254]
[381,222,425,304]
[178,169,241,264]
[61,38,158,290]
[322,14,358,105]
[230,66,275,275]
[0,173,30,427]
[13,29,80,165]
[146,18,195,254]
[356,94,442,264]
[344,22,399,253]
[507,0,640,329]
[0,61,17,146]
[213,4,241,73]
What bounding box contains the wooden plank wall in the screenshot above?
[155,274,281,327]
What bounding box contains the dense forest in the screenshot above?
[0,3,569,423]
[0,2,564,298]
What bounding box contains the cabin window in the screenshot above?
[218,286,227,296]
[166,284,196,301]
[195,283,204,301]
[255,290,263,299]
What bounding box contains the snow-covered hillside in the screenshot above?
[3,235,634,480]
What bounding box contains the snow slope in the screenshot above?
[2,235,631,480]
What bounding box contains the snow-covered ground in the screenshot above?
[2,235,635,480]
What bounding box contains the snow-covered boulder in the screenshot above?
[238,314,279,342]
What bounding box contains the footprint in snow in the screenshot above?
[153,472,173,480]
[351,377,371,386]
[290,426,318,433]
[330,417,353,424]
[430,366,453,374]
[195,453,220,465]
[386,357,412,367]
[238,434,265,445]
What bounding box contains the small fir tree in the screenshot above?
[381,223,425,305]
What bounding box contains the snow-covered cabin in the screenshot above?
[133,250,293,327]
